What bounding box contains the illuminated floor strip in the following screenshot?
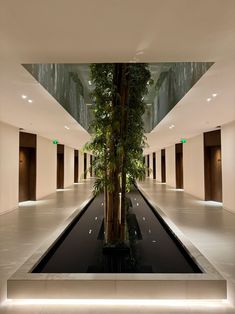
[4,299,231,308]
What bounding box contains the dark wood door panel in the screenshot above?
[57,154,64,189]
[176,152,183,189]
[204,130,222,202]
[19,147,36,202]
[161,149,166,183]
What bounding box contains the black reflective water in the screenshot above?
[33,189,201,273]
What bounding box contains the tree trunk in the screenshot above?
[104,63,129,244]
[103,145,108,240]
[120,64,129,241]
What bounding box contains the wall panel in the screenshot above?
[221,121,235,212]
[0,122,19,214]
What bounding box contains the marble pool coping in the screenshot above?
[7,187,226,300]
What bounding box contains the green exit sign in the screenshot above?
[181,138,187,143]
[53,139,59,144]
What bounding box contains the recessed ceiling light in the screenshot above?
[169,124,175,129]
[28,99,33,103]
[212,93,218,97]
[207,98,212,102]
[21,95,27,99]
[64,125,70,130]
[88,80,92,86]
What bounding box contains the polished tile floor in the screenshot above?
[1,178,235,313]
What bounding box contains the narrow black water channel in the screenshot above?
[33,188,202,273]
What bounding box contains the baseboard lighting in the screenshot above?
[4,299,230,308]
[196,200,223,207]
[19,200,52,206]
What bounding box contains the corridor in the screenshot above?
[0,179,235,313]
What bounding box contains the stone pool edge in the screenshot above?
[7,188,226,300]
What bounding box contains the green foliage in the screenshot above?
[84,63,150,195]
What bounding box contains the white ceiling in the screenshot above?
[0,61,90,149]
[0,0,235,150]
[145,58,235,154]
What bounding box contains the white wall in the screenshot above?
[166,145,176,188]
[183,134,205,199]
[64,146,74,188]
[156,151,162,182]
[145,155,148,177]
[86,153,91,178]
[0,122,19,214]
[221,121,235,212]
[36,136,56,199]
[79,151,84,180]
[149,153,153,179]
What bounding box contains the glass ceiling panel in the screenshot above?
[23,62,213,133]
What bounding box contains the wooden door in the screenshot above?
[84,153,87,179]
[204,130,222,202]
[90,155,93,177]
[153,152,156,179]
[205,146,222,202]
[19,147,36,201]
[161,149,166,183]
[175,143,183,189]
[147,155,150,177]
[57,145,64,189]
[210,146,222,202]
[74,150,78,183]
